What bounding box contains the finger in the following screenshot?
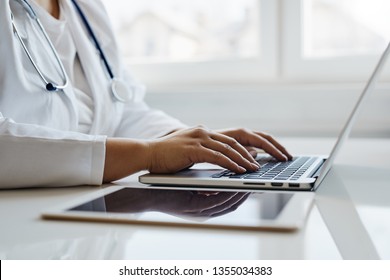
[186,191,239,213]
[202,139,259,172]
[210,193,251,217]
[245,146,258,158]
[192,146,247,174]
[256,132,293,160]
[186,192,246,216]
[209,132,260,166]
[243,133,289,161]
[197,191,220,196]
[201,192,250,217]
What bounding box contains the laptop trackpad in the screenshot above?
[169,169,222,178]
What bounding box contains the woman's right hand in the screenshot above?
[103,126,291,183]
[145,126,260,174]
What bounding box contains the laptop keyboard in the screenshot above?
[212,156,316,181]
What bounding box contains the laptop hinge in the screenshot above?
[310,159,326,178]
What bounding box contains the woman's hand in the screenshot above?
[145,126,260,174]
[103,126,292,183]
[145,126,292,174]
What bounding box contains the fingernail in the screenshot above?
[250,151,258,158]
[239,167,246,173]
[251,163,260,170]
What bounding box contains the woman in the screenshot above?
[0,0,292,188]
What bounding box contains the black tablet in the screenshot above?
[42,186,314,232]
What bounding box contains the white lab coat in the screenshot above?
[0,0,185,188]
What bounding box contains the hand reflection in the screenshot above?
[104,188,250,218]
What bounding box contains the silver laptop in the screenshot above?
[140,42,390,191]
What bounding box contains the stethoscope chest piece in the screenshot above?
[111,78,134,103]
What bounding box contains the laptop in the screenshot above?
[140,42,390,191]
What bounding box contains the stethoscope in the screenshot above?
[10,0,133,103]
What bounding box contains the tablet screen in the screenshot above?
[68,188,293,220]
[44,187,314,231]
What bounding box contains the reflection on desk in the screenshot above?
[71,188,251,218]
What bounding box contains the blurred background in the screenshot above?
[102,0,390,138]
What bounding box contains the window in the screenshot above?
[102,0,277,85]
[102,0,390,85]
[283,0,390,82]
[305,0,390,58]
[104,0,260,63]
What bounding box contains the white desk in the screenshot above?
[1,138,389,260]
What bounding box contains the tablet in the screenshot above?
[42,186,314,232]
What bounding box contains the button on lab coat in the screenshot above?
[0,0,185,188]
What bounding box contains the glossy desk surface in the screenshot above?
[1,138,389,260]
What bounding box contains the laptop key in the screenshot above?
[275,177,290,180]
[246,175,262,179]
[229,174,246,179]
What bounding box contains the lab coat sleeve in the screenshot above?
[0,115,106,189]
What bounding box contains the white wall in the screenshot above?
[145,83,390,138]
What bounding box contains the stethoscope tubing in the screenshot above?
[12,0,69,91]
[70,0,114,80]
